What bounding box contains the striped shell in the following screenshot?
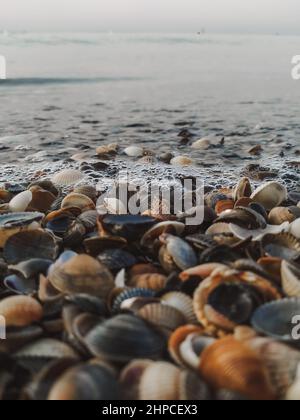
[0,296,43,327]
[51,169,84,186]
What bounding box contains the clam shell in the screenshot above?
[0,325,43,353]
[102,214,156,241]
[251,181,287,211]
[199,337,275,400]
[159,234,198,272]
[269,207,297,225]
[233,177,252,201]
[15,338,79,360]
[0,212,44,248]
[120,359,152,400]
[215,200,234,215]
[29,186,56,213]
[170,156,194,166]
[252,298,300,343]
[73,185,97,201]
[9,190,33,212]
[96,143,118,156]
[112,288,156,313]
[4,229,59,264]
[261,233,300,261]
[138,362,181,400]
[229,221,290,241]
[168,325,205,366]
[0,296,43,327]
[138,303,186,333]
[61,193,95,212]
[282,261,300,298]
[48,254,114,298]
[51,169,84,186]
[206,223,231,235]
[48,364,120,400]
[161,292,197,323]
[141,221,185,248]
[290,218,300,239]
[84,314,166,362]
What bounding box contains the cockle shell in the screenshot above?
[138,303,186,334]
[281,261,300,298]
[51,169,84,186]
[129,273,168,291]
[0,296,43,327]
[0,212,44,248]
[15,338,79,360]
[161,292,197,324]
[290,218,300,239]
[61,193,95,212]
[199,337,275,400]
[268,207,298,225]
[250,181,287,211]
[9,190,33,212]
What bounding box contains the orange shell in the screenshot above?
[0,296,43,327]
[215,200,234,215]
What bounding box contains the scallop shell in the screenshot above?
[111,288,156,313]
[48,254,114,298]
[61,193,95,212]
[199,337,275,400]
[84,314,166,362]
[281,261,300,298]
[251,298,300,343]
[124,146,144,157]
[138,303,186,333]
[3,229,59,264]
[48,364,120,400]
[251,181,287,211]
[0,296,43,327]
[161,292,197,324]
[51,169,84,186]
[9,190,33,212]
[170,156,194,166]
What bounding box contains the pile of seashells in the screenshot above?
[0,170,300,400]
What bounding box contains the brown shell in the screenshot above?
[129,273,168,291]
[168,325,205,366]
[215,200,234,215]
[199,337,275,400]
[61,193,95,212]
[29,186,56,213]
[48,254,114,298]
[180,263,227,282]
[0,296,43,327]
[138,303,186,334]
[268,207,297,225]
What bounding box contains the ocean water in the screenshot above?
[0,32,299,188]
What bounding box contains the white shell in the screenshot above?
[290,219,300,239]
[281,261,300,298]
[51,169,84,186]
[161,292,197,324]
[9,191,33,212]
[250,181,287,211]
[191,138,211,150]
[206,223,231,235]
[229,222,290,241]
[124,146,144,158]
[170,156,194,166]
[104,198,127,214]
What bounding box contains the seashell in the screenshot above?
[234,197,253,208]
[138,303,186,334]
[29,186,56,213]
[261,233,300,261]
[129,263,161,278]
[124,146,144,158]
[28,180,59,197]
[129,273,168,291]
[38,274,64,303]
[102,214,156,241]
[9,190,33,212]
[0,212,44,248]
[170,156,194,166]
[251,298,300,344]
[97,248,137,272]
[73,185,97,201]
[141,221,185,248]
[4,274,37,295]
[251,181,288,211]
[285,365,300,400]
[51,169,84,186]
[281,261,300,297]
[257,256,282,284]
[15,338,79,361]
[206,222,231,235]
[290,218,300,239]
[233,177,252,201]
[48,254,114,298]
[199,337,275,400]
[84,314,166,362]
[168,325,205,364]
[215,200,234,215]
[159,234,198,272]
[215,207,267,230]
[138,361,181,400]
[48,364,120,400]
[3,229,59,265]
[103,198,127,214]
[96,143,119,157]
[61,193,95,212]
[269,207,299,225]
[0,325,43,354]
[112,288,156,313]
[180,263,228,282]
[161,292,197,323]
[0,296,43,327]
[245,336,300,398]
[9,258,52,280]
[120,359,153,400]
[191,138,211,150]
[229,221,290,241]
[193,268,280,334]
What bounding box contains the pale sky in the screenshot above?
[1,0,300,33]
